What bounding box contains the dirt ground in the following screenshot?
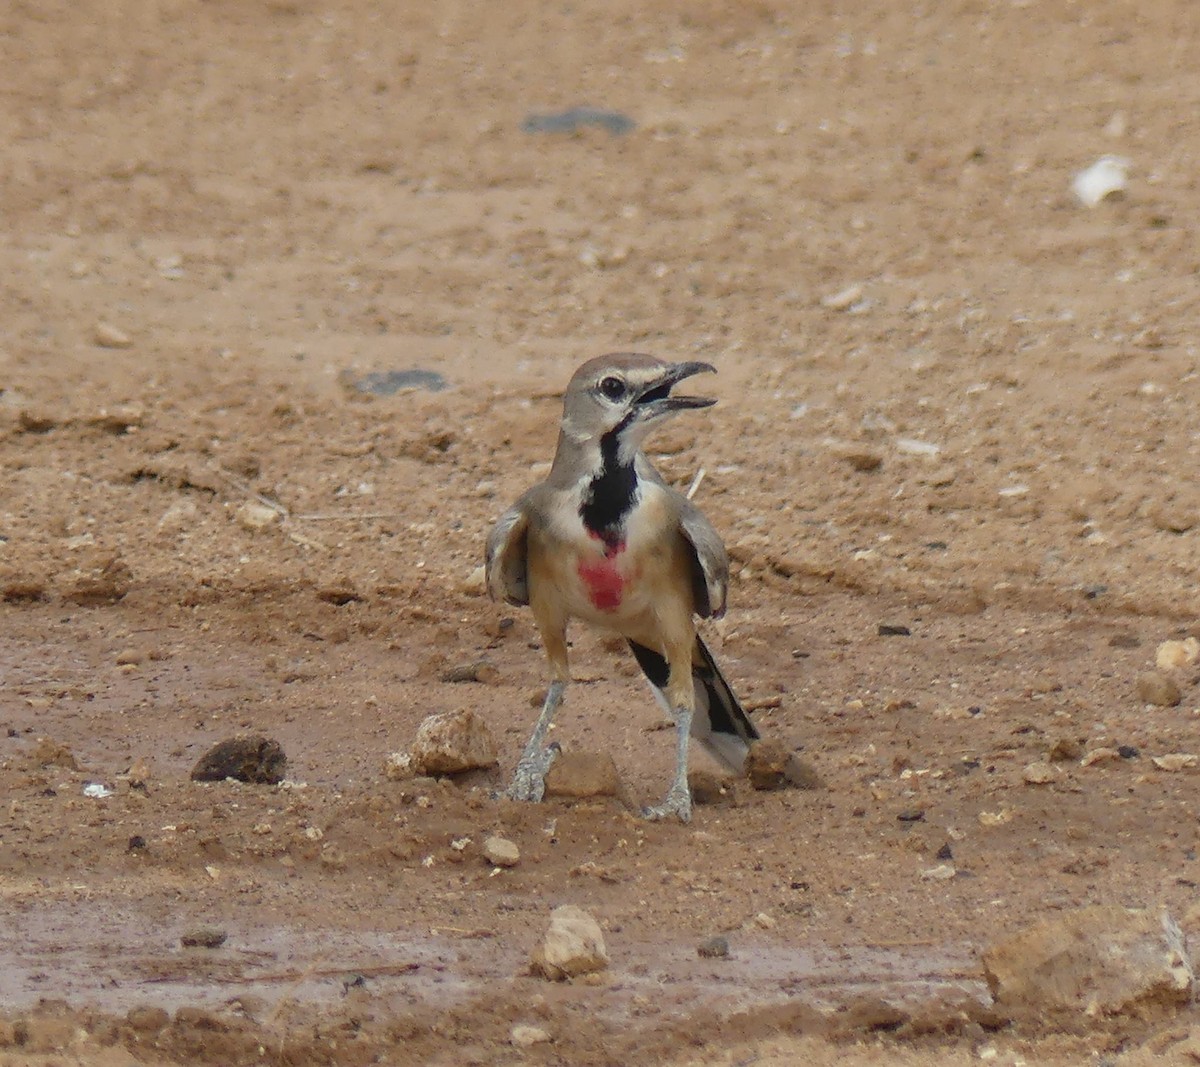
[5,0,1200,1063]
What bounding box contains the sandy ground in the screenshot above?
[5,0,1200,1063]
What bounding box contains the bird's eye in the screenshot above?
[598,376,627,401]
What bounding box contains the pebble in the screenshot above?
[697,935,730,959]
[93,321,133,349]
[520,107,635,135]
[440,659,499,684]
[530,905,609,981]
[877,623,911,637]
[820,283,863,311]
[181,927,228,949]
[1152,754,1198,773]
[982,905,1191,1019]
[482,835,520,867]
[1136,672,1182,707]
[745,740,823,791]
[460,565,486,595]
[687,768,735,806]
[920,864,956,881]
[409,709,498,775]
[347,368,448,395]
[1081,747,1121,767]
[543,750,620,798]
[234,502,283,532]
[126,1006,170,1032]
[383,751,414,781]
[1022,761,1057,785]
[190,735,288,784]
[510,1025,552,1048]
[1156,638,1200,671]
[1048,738,1083,762]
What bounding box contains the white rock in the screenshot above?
[530,905,609,981]
[895,437,942,458]
[820,284,863,311]
[1156,638,1200,671]
[93,321,133,349]
[1022,761,1057,785]
[1152,753,1198,773]
[460,565,486,595]
[510,1025,551,1048]
[384,752,414,781]
[921,864,956,881]
[1072,155,1130,208]
[235,502,283,531]
[982,906,1192,1019]
[409,709,498,775]
[483,835,520,867]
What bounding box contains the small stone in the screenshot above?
[115,648,145,666]
[93,321,133,348]
[836,447,883,472]
[181,927,228,949]
[1022,761,1057,785]
[510,1025,552,1048]
[460,565,486,595]
[752,912,776,930]
[821,283,864,311]
[1048,738,1083,762]
[1136,672,1182,707]
[1157,638,1200,671]
[63,555,132,605]
[235,502,283,532]
[1081,747,1121,767]
[921,864,957,881]
[190,735,287,784]
[745,739,822,791]
[1118,745,1140,760]
[409,709,498,775]
[982,906,1192,1020]
[697,935,730,959]
[482,835,520,867]
[126,1006,170,1033]
[384,751,415,781]
[687,768,735,806]
[1152,754,1198,773]
[31,737,78,770]
[530,905,609,981]
[543,750,620,798]
[878,623,911,637]
[440,659,500,684]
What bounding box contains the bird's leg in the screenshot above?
[643,704,693,822]
[508,617,569,804]
[643,640,695,822]
[508,679,566,803]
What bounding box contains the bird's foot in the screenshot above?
[642,784,692,823]
[506,743,561,804]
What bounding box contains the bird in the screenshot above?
[485,353,759,822]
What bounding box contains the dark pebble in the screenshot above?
[897,809,926,822]
[1108,633,1141,649]
[190,736,287,785]
[181,927,227,949]
[127,834,147,851]
[1118,745,1140,759]
[348,368,447,396]
[936,843,954,861]
[878,624,911,637]
[697,935,730,959]
[521,107,635,135]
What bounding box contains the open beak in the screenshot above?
[634,361,717,415]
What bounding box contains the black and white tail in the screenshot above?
[627,636,760,772]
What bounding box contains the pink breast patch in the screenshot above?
[578,535,626,612]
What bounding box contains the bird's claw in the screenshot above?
[642,786,692,823]
[506,743,561,803]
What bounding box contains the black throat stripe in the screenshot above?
[579,423,638,545]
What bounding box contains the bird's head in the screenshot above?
[559,354,717,462]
